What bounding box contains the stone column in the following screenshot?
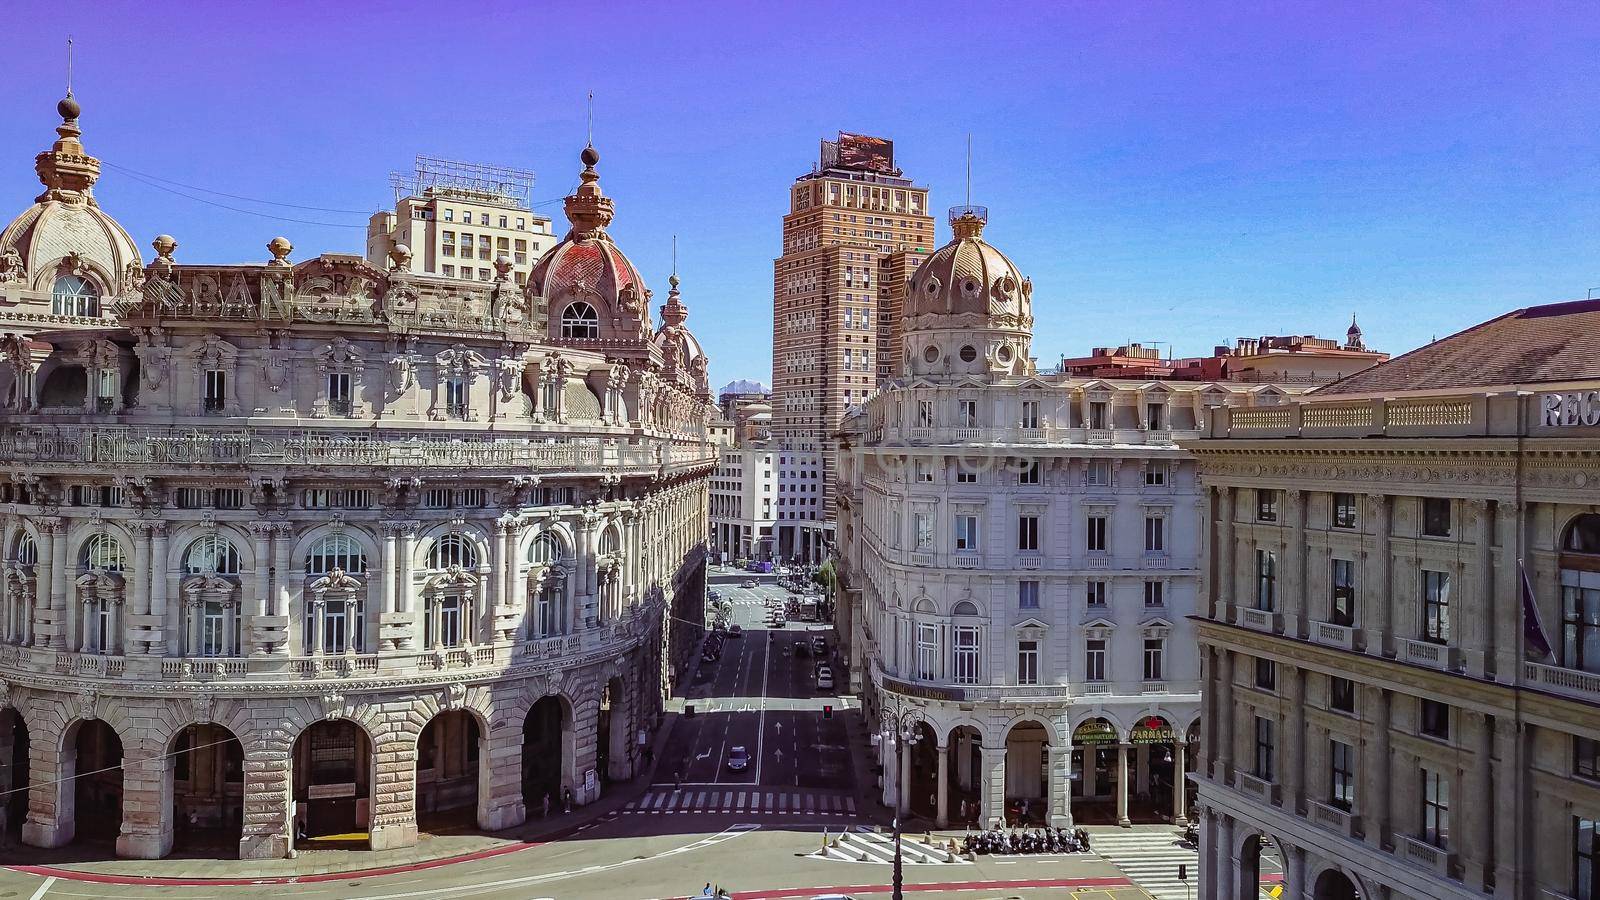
[397,522,417,650]
[1286,489,1307,638]
[1366,493,1393,657]
[1286,842,1307,900]
[239,735,291,859]
[1172,739,1188,826]
[935,741,950,828]
[31,522,54,646]
[1492,716,1521,898]
[1465,711,1494,887]
[1217,649,1235,782]
[1466,500,1494,678]
[477,716,527,831]
[1285,665,1305,813]
[1049,743,1073,828]
[1214,813,1235,900]
[271,524,293,655]
[249,523,271,656]
[116,738,175,859]
[379,524,397,648]
[149,524,169,656]
[1217,487,1236,621]
[1115,743,1131,826]
[128,523,151,654]
[1363,685,1391,850]
[897,738,911,819]
[22,729,74,848]
[1198,807,1216,899]
[1493,500,1522,682]
[369,737,420,851]
[980,745,1007,828]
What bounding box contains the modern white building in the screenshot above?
[709,445,777,564]
[835,205,1302,831]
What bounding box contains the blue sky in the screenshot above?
[6,2,1600,389]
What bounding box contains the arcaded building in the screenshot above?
[1188,299,1600,900]
[835,205,1304,831]
[0,95,716,859]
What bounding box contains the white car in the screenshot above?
[816,666,834,690]
[775,566,791,576]
[741,579,757,589]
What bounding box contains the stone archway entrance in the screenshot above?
[416,710,480,832]
[1070,717,1120,824]
[522,695,569,817]
[170,723,244,853]
[1314,868,1361,900]
[1004,720,1049,826]
[0,708,28,842]
[905,721,939,822]
[1128,714,1176,824]
[71,719,123,844]
[945,725,982,828]
[292,720,372,842]
[598,677,632,785]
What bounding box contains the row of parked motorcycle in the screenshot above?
[962,826,1093,855]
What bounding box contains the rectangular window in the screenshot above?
[423,488,452,508]
[958,399,978,427]
[915,459,933,482]
[1255,656,1277,690]
[916,624,938,680]
[1144,461,1168,486]
[1085,638,1106,681]
[1579,736,1600,780]
[443,209,453,222]
[1420,698,1450,740]
[1144,516,1165,552]
[1087,516,1107,552]
[1330,676,1356,714]
[954,515,978,551]
[442,264,455,277]
[1330,558,1356,626]
[1256,489,1279,522]
[1020,400,1039,430]
[955,465,977,484]
[1578,816,1598,900]
[201,602,227,657]
[1421,768,1450,848]
[1254,716,1275,780]
[1143,638,1164,680]
[1018,460,1041,485]
[1086,580,1107,608]
[913,512,934,551]
[213,488,245,510]
[203,369,227,412]
[1018,640,1039,685]
[445,377,467,418]
[1256,549,1278,611]
[1422,497,1452,537]
[1562,580,1600,673]
[327,371,352,414]
[1423,569,1451,643]
[1087,459,1112,487]
[1333,492,1358,528]
[1018,515,1039,551]
[1089,401,1108,430]
[1146,402,1165,430]
[1330,740,1356,811]
[1018,580,1040,609]
[917,399,934,427]
[1144,580,1164,607]
[952,627,979,684]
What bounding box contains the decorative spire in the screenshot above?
[561,145,615,238]
[34,85,100,204]
[1346,313,1365,350]
[948,204,987,240]
[660,272,688,327]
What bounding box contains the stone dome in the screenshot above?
[528,146,651,344]
[900,207,1034,378]
[0,94,142,297]
[652,275,710,398]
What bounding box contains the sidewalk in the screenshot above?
[8,704,689,884]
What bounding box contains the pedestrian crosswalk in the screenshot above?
[809,826,970,865]
[625,787,857,817]
[1090,827,1197,900]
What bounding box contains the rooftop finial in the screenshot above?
[965,132,972,208]
[671,234,678,279]
[66,36,74,98]
[586,90,594,149]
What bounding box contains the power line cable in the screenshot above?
[101,161,375,215]
[109,166,370,229]
[0,736,238,801]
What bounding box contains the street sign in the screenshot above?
[1178,863,1187,881]
[584,768,597,795]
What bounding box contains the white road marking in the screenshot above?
[29,878,59,900]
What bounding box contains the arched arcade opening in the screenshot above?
[1004,720,1049,826]
[292,720,372,843]
[70,719,124,845]
[1071,717,1119,824]
[0,708,28,842]
[170,723,244,853]
[416,710,481,832]
[522,695,570,817]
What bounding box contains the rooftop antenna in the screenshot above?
[965,133,972,207]
[672,234,678,278]
[1588,287,1600,300]
[66,36,74,97]
[586,90,594,148]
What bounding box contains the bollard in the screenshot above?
[821,826,827,854]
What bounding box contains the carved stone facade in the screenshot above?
[1188,376,1600,900]
[0,96,715,860]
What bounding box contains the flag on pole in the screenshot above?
[1520,559,1556,663]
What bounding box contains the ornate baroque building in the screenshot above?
[0,95,717,860]
[835,204,1305,832]
[1188,299,1600,900]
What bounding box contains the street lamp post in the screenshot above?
[874,706,925,900]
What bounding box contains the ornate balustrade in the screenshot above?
[883,426,1196,448]
[0,425,717,473]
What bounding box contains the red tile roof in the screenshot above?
[1315,298,1600,395]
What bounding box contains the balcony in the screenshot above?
[202,397,226,415]
[1237,772,1280,806]
[953,551,980,569]
[1237,607,1280,633]
[908,552,934,568]
[1017,553,1043,570]
[1401,638,1462,673]
[1398,835,1456,878]
[1082,682,1112,695]
[951,427,984,442]
[95,397,115,414]
[1523,660,1600,704]
[1086,428,1113,445]
[1140,680,1168,694]
[1314,621,1357,650]
[1141,552,1171,570]
[1084,552,1110,569]
[328,398,354,417]
[1307,800,1361,839]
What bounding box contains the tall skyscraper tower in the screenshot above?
[770,133,934,560]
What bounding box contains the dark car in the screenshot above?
[794,639,810,657]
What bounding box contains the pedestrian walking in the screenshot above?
[563,787,573,814]
[542,792,551,819]
[674,765,683,791]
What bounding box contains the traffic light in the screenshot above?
[822,704,833,719]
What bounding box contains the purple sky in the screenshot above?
[6,2,1600,388]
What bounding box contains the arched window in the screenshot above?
[1560,514,1600,674]
[14,533,37,566]
[599,527,620,555]
[305,534,367,575]
[528,532,564,565]
[560,301,599,340]
[183,535,240,575]
[428,533,477,569]
[51,274,100,317]
[951,600,980,617]
[82,533,126,571]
